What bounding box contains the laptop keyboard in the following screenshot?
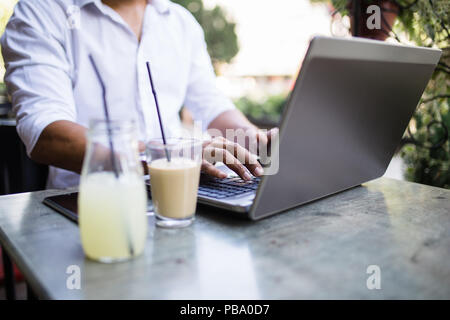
[198,176,261,199]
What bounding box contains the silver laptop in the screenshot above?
[159,36,441,220]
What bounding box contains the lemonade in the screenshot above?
[78,172,147,262]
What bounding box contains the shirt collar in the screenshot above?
[75,0,98,8]
[75,0,170,14]
[152,0,171,14]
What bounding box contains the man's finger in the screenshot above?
[201,160,227,179]
[138,141,146,153]
[261,127,279,159]
[256,130,268,147]
[202,146,251,180]
[210,138,263,177]
[215,148,252,181]
[267,127,279,143]
[232,141,264,177]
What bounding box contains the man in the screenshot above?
[1,0,273,189]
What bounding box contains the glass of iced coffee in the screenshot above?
[146,138,202,228]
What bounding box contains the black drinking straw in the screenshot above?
[88,54,134,257]
[88,54,119,179]
[146,61,171,162]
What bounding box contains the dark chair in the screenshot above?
[0,120,48,194]
[1,107,48,300]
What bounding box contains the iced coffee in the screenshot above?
[147,138,202,228]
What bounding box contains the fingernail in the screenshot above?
[255,167,264,176]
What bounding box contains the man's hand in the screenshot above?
[201,136,264,181]
[207,109,278,155]
[245,127,279,154]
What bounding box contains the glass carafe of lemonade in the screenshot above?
[78,120,147,263]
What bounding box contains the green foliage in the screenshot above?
[395,0,449,45]
[234,94,287,125]
[400,95,449,188]
[311,0,449,188]
[172,0,239,65]
[394,0,449,189]
[311,0,350,14]
[400,69,449,188]
[0,0,17,82]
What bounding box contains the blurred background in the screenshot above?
[0,0,449,189]
[0,0,448,299]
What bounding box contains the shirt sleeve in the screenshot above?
[1,0,76,156]
[183,20,235,131]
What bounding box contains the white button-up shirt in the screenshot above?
[1,0,234,189]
